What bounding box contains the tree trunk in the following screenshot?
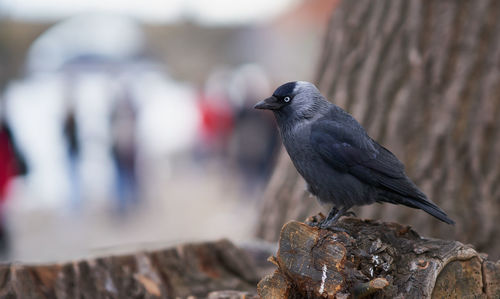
[258,216,500,298]
[256,0,500,259]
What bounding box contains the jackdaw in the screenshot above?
[255,81,454,227]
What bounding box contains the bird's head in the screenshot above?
[254,81,326,120]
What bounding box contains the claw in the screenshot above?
[320,206,353,228]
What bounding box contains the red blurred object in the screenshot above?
[197,93,234,148]
[0,126,17,201]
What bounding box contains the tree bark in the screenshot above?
[0,239,269,299]
[3,220,498,298]
[258,216,500,298]
[256,0,500,259]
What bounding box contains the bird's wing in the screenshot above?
[310,119,407,185]
[310,119,455,225]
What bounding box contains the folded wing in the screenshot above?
[310,119,454,224]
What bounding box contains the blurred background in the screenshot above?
[0,0,338,262]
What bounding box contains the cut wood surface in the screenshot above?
[258,215,500,298]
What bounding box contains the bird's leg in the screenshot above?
[308,207,337,227]
[320,206,351,229]
[324,206,339,223]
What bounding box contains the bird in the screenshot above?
[254,81,454,228]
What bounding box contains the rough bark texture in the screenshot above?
[2,222,498,298]
[0,239,270,299]
[258,215,500,298]
[256,0,500,259]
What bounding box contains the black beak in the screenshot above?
[254,96,281,110]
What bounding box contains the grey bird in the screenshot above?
[254,81,454,227]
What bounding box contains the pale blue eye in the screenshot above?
[284,96,291,103]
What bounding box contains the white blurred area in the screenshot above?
[0,0,333,262]
[1,15,272,262]
[5,15,199,208]
[1,0,297,25]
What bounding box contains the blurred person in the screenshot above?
[110,88,138,212]
[4,73,72,209]
[227,64,280,194]
[195,68,235,165]
[63,108,79,173]
[0,114,28,195]
[62,94,81,208]
[0,104,28,257]
[129,63,200,199]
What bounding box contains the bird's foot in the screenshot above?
[306,213,327,227]
[319,206,353,229]
[318,220,337,230]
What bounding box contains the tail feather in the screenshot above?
[380,191,455,225]
[376,176,455,224]
[406,196,455,225]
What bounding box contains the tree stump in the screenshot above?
[2,220,498,298]
[0,239,270,298]
[258,215,500,298]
